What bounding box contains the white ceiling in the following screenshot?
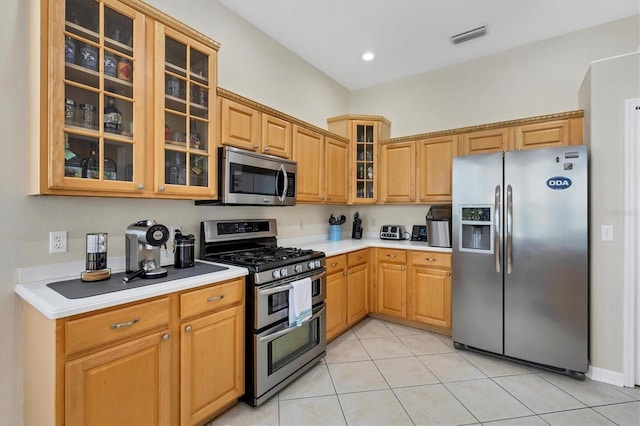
[218,0,639,91]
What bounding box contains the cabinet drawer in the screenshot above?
[410,251,452,268]
[326,255,347,275]
[65,298,170,355]
[347,249,369,267]
[377,248,407,263]
[180,278,244,319]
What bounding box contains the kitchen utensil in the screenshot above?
[352,212,363,239]
[174,230,195,268]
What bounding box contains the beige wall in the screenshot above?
[579,52,640,374]
[352,16,640,138]
[1,0,638,422]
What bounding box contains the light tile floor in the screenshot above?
[209,317,640,426]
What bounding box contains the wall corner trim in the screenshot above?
[587,365,625,387]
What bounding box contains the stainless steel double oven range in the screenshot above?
[200,219,327,406]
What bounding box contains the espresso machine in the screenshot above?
[124,220,170,283]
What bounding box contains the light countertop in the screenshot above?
[15,237,449,319]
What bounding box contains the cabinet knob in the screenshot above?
[410,197,415,201]
[447,272,451,276]
[185,325,192,332]
[162,334,170,341]
[343,272,347,276]
[159,186,165,192]
[401,266,406,271]
[420,196,425,201]
[264,147,269,151]
[349,270,353,274]
[136,184,144,190]
[254,144,259,149]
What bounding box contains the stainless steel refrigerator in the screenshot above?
[452,145,588,376]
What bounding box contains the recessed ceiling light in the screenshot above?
[362,52,375,61]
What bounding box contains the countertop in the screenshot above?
[15,237,450,320]
[15,260,248,319]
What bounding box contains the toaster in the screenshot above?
[380,225,406,240]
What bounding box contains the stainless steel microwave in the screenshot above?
[197,146,296,206]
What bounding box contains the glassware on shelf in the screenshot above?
[104,52,117,77]
[83,148,99,179]
[104,157,117,180]
[80,44,97,70]
[79,103,96,128]
[65,98,76,125]
[65,36,76,63]
[64,136,83,178]
[103,95,122,134]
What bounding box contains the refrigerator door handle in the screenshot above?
[506,184,513,274]
[494,185,501,273]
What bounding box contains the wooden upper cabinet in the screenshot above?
[220,98,260,151]
[293,125,324,203]
[261,113,291,158]
[417,135,458,203]
[514,117,583,151]
[460,128,512,156]
[324,136,349,204]
[380,141,416,203]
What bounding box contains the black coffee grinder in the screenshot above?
[352,211,363,239]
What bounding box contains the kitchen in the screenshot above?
[2,0,639,424]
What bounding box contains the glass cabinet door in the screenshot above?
[354,123,375,203]
[53,0,144,191]
[157,25,217,197]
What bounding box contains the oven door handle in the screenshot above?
[259,306,326,343]
[258,271,326,296]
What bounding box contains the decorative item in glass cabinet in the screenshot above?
[104,95,122,134]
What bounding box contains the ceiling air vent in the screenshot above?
[450,25,487,45]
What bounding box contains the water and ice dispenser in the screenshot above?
[459,207,493,252]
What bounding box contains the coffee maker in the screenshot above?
[124,220,170,283]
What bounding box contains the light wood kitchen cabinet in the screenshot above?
[325,249,369,341]
[409,251,452,330]
[326,254,348,340]
[376,248,407,318]
[417,135,458,203]
[65,330,171,426]
[327,115,391,204]
[22,277,245,426]
[380,141,416,203]
[325,136,349,204]
[293,125,325,203]
[29,0,220,199]
[219,97,292,159]
[514,117,583,151]
[220,97,260,152]
[261,113,292,158]
[460,128,512,156]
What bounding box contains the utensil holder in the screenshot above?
[329,225,341,241]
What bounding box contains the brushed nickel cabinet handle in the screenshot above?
[111,317,140,329]
[264,147,270,151]
[425,257,437,262]
[253,144,259,149]
[356,256,362,260]
[387,254,396,258]
[207,295,225,302]
[330,262,338,267]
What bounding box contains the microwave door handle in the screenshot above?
[259,307,326,343]
[276,164,288,203]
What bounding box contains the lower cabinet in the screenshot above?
[376,248,408,318]
[408,251,452,329]
[23,277,245,426]
[65,330,171,426]
[325,249,369,340]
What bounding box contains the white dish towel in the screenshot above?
[289,277,312,326]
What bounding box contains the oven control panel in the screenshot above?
[255,258,325,285]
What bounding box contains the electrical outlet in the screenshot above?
[49,231,68,253]
[600,225,614,241]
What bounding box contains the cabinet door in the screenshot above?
[377,263,407,318]
[49,0,146,194]
[181,305,244,425]
[352,121,378,204]
[155,24,218,197]
[410,267,452,330]
[325,136,349,204]
[417,135,458,203]
[514,119,574,151]
[326,271,348,340]
[261,113,291,158]
[293,125,324,203]
[460,128,511,156]
[220,98,260,151]
[65,331,171,426]
[347,263,369,325]
[380,142,416,203]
